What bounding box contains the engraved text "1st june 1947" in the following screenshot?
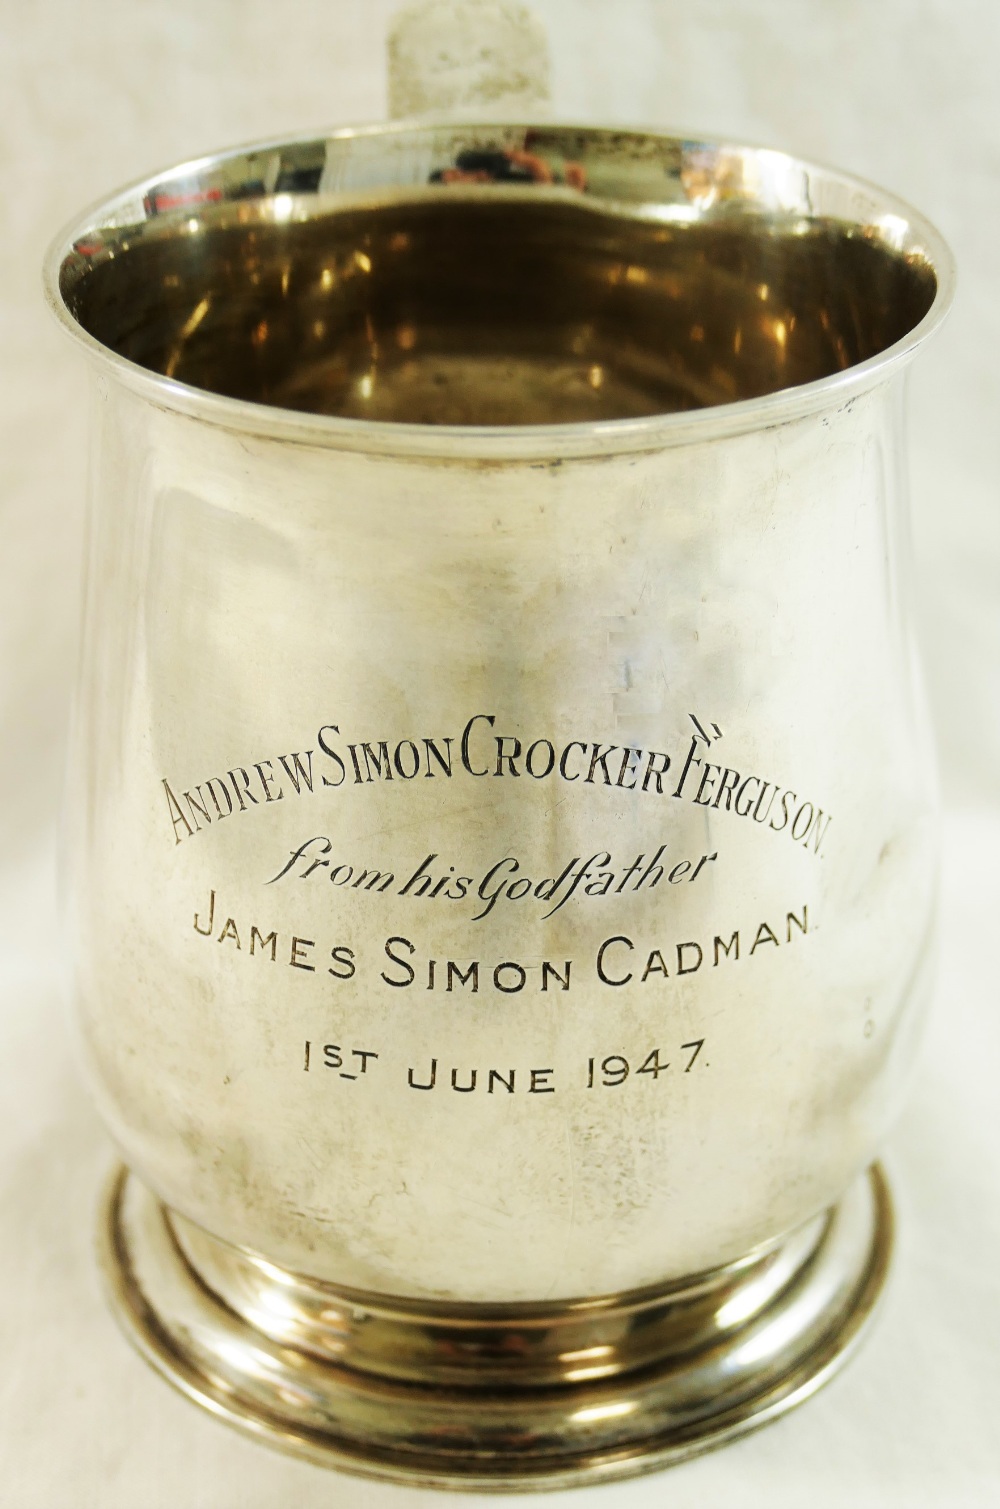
[299,1039,709,1098]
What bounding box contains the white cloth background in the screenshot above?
[1,2,998,1504]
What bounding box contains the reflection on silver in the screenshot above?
[51,126,946,436]
[101,1165,892,1487]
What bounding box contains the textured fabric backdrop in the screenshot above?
[1,2,998,1505]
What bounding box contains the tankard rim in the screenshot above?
[43,118,955,460]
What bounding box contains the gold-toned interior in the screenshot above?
[65,197,937,425]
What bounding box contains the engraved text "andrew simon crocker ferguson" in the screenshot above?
[160,712,833,857]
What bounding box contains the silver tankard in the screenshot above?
[45,3,953,1490]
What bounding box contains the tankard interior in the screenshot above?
[57,130,940,427]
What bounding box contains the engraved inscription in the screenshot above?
[299,1040,711,1096]
[266,841,718,922]
[170,703,827,1116]
[192,889,810,992]
[160,711,833,857]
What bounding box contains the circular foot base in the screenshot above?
[99,1165,892,1491]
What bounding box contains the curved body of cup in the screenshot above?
[49,124,952,1304]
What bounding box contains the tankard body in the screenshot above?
[48,121,952,1483]
[68,369,933,1302]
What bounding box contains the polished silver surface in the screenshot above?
[47,122,951,454]
[101,1163,892,1490]
[47,115,952,1480]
